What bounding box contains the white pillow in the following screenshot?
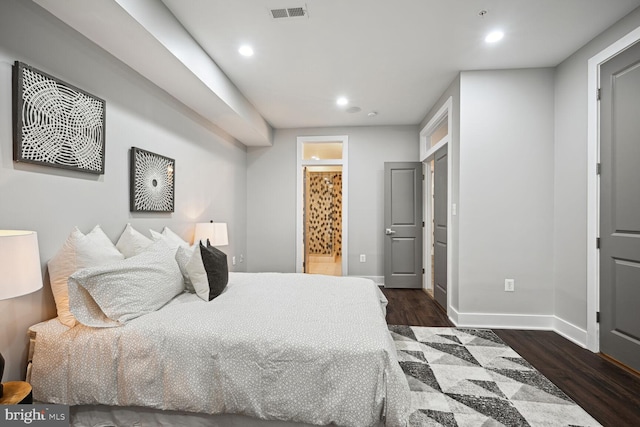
[150,226,189,249]
[116,223,152,258]
[47,225,124,327]
[68,240,184,327]
[175,245,196,293]
[176,242,229,302]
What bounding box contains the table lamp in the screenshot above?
[194,221,229,246]
[0,230,43,398]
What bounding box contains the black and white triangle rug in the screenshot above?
[388,326,602,427]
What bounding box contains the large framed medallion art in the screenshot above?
[130,147,175,213]
[13,61,106,174]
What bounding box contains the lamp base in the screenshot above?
[0,351,4,398]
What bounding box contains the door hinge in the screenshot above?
[596,163,601,175]
[597,88,601,101]
[596,237,601,249]
[596,311,600,323]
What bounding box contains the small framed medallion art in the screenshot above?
[130,147,175,213]
[13,61,106,174]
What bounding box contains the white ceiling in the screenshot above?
[34,0,640,145]
[161,0,640,128]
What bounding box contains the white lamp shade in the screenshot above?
[194,222,229,246]
[0,230,43,300]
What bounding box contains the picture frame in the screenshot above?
[130,147,175,213]
[13,61,106,174]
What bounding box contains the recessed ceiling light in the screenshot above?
[239,45,254,57]
[336,97,348,106]
[485,30,504,43]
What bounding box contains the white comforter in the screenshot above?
[30,273,410,426]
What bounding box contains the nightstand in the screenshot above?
[0,381,32,404]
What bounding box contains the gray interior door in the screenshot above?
[599,40,640,372]
[433,146,448,309]
[384,162,423,288]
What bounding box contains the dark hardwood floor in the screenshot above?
[381,288,640,427]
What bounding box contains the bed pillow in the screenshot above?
[48,225,124,327]
[175,245,196,293]
[68,240,184,327]
[178,241,228,301]
[115,223,152,258]
[150,227,189,249]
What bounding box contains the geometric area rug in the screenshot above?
[388,326,602,427]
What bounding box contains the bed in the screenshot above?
[28,226,411,427]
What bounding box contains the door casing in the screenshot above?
[296,135,348,275]
[420,97,454,315]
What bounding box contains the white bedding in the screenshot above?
[30,273,410,426]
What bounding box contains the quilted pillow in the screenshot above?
[177,241,228,301]
[47,225,124,327]
[115,223,152,258]
[68,240,184,327]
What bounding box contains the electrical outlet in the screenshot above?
[504,279,515,292]
[232,256,237,266]
[360,254,366,263]
[239,254,244,263]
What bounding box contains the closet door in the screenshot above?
[599,41,640,372]
[433,146,448,309]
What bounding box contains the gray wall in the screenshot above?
[0,0,247,381]
[246,126,419,275]
[554,7,640,328]
[418,9,640,337]
[458,69,556,315]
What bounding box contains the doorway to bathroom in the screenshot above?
[296,136,348,276]
[304,167,342,275]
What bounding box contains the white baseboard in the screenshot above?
[448,306,459,325]
[447,308,589,349]
[552,316,588,348]
[452,309,554,330]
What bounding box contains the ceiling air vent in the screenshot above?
[269,5,308,20]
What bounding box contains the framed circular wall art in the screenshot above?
[130,147,175,212]
[13,61,106,174]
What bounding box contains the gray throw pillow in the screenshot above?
[202,240,229,300]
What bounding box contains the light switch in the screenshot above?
[504,279,515,292]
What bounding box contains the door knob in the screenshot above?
[385,228,396,235]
